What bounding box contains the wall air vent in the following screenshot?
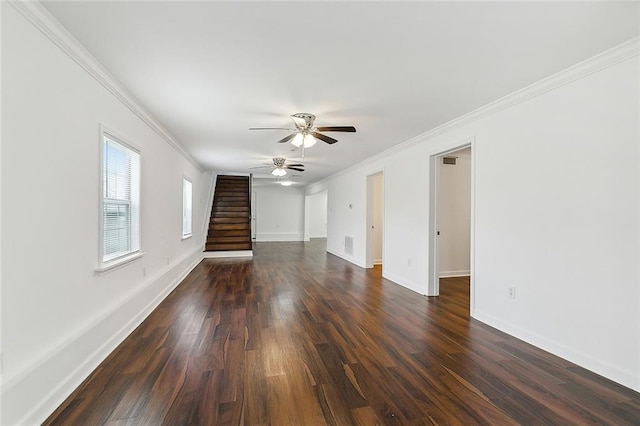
[345,236,354,255]
[442,156,457,165]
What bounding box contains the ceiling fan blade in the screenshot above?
[276,133,297,144]
[249,165,271,169]
[315,126,356,132]
[312,132,338,144]
[249,127,294,130]
[286,166,305,172]
[286,163,304,167]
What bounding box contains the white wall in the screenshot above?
[309,191,327,238]
[1,4,212,424]
[307,41,640,392]
[254,185,305,241]
[437,148,471,277]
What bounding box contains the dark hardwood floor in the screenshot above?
[45,240,640,425]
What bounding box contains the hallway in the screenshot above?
[45,241,640,424]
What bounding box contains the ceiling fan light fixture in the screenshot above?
[291,133,304,147]
[302,134,316,148]
[271,167,287,177]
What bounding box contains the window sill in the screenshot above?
[95,252,144,274]
[181,234,193,241]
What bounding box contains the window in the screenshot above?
[100,133,141,268]
[182,178,193,238]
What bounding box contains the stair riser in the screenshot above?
[215,201,249,207]
[209,230,250,237]
[207,236,251,243]
[213,206,249,211]
[210,217,249,224]
[209,223,250,230]
[205,243,252,251]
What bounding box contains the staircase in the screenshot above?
[205,175,252,252]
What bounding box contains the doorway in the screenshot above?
[428,142,474,310]
[307,191,328,239]
[366,171,384,268]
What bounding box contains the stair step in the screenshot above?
[215,191,246,197]
[215,187,249,192]
[209,229,250,237]
[215,201,249,207]
[210,217,249,224]
[211,211,250,218]
[206,242,252,251]
[212,206,249,213]
[216,175,248,180]
[216,180,249,185]
[214,196,247,202]
[209,223,250,231]
[207,236,251,243]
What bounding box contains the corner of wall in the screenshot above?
[472,310,640,393]
[1,249,204,425]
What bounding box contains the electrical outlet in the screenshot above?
[508,287,516,299]
[408,258,412,267]
[142,267,146,277]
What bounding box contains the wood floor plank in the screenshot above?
[44,240,640,425]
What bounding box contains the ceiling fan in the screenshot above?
[250,113,356,155]
[249,157,305,177]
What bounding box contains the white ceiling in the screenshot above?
[43,1,639,186]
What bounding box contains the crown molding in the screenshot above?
[307,36,640,189]
[9,0,204,172]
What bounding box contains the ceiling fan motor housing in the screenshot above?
[291,113,316,129]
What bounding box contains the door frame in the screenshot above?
[428,137,475,313]
[366,170,384,269]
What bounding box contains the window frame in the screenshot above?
[182,177,193,239]
[97,125,143,272]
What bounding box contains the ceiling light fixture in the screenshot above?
[271,167,287,177]
[280,181,293,186]
[291,132,316,148]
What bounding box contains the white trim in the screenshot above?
[438,270,471,278]
[326,248,366,269]
[255,233,304,242]
[203,250,253,258]
[2,249,205,425]
[8,0,203,172]
[381,271,426,297]
[182,177,193,239]
[428,138,474,296]
[94,252,143,274]
[472,310,640,392]
[202,173,217,251]
[306,37,640,190]
[98,125,142,271]
[373,260,382,265]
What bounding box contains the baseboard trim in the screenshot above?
[382,270,427,296]
[439,270,471,278]
[203,250,253,258]
[2,249,204,425]
[326,248,366,268]
[472,310,640,393]
[255,233,304,242]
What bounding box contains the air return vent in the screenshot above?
[345,236,354,255]
[442,156,457,165]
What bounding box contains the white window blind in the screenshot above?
[102,135,140,264]
[182,178,193,238]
